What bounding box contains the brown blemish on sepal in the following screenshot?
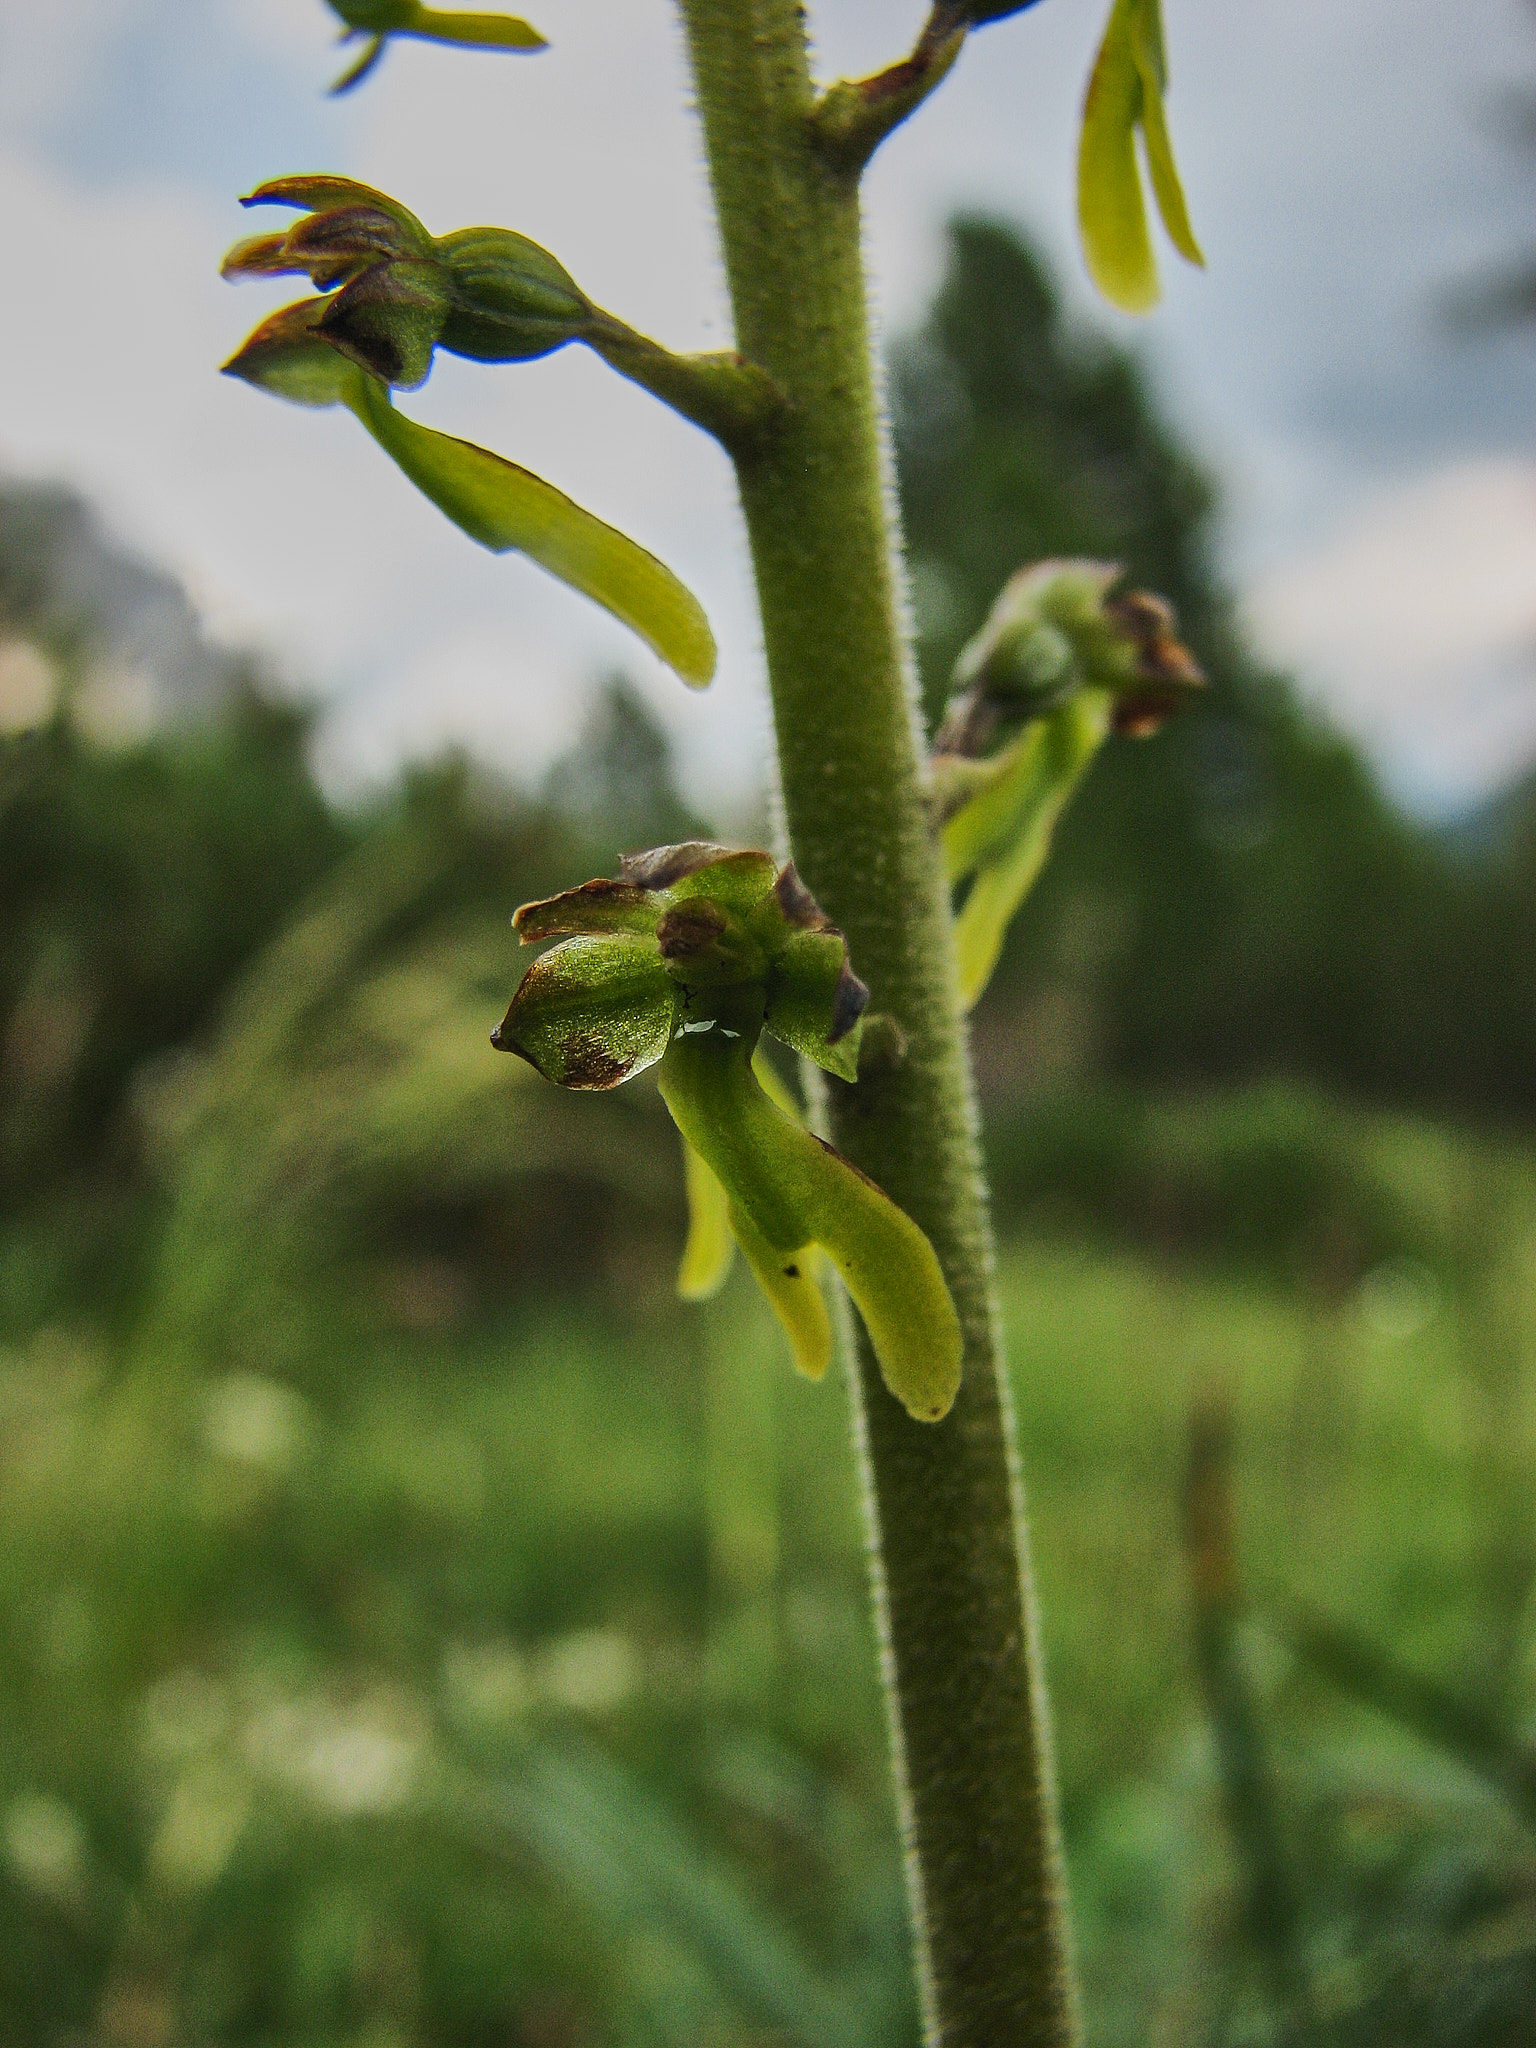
[488,1014,631,1090]
[512,878,654,943]
[620,841,737,890]
[284,204,421,283]
[549,1032,631,1090]
[772,861,833,930]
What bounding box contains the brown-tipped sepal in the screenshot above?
[764,933,869,1083]
[512,879,657,944]
[490,935,678,1089]
[317,259,451,388]
[221,300,363,408]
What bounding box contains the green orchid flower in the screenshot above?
[935,559,1202,1008]
[492,843,963,1422]
[220,181,715,688]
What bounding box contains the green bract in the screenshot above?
[1077,0,1203,313]
[326,1,546,95]
[221,183,715,688]
[492,844,963,1422]
[936,559,1201,1008]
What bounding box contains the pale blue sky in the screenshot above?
[1,0,1533,811]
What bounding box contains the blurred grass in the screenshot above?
[6,699,1536,2042]
[5,1175,1536,2042]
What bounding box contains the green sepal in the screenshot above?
[406,7,546,50]
[950,695,1110,1009]
[221,299,363,408]
[764,929,868,1082]
[346,379,718,688]
[490,934,677,1089]
[329,0,420,28]
[513,879,658,944]
[659,1033,962,1421]
[662,847,780,914]
[435,227,593,365]
[331,34,387,92]
[1077,0,1201,314]
[1078,0,1154,312]
[241,177,431,245]
[319,258,451,389]
[1130,1,1203,267]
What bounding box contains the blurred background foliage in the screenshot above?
[3,217,1536,2045]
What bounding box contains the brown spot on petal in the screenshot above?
[220,232,293,280]
[656,899,728,961]
[1105,589,1204,689]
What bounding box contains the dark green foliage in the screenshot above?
[0,691,348,1329]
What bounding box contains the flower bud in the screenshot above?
[224,186,593,390]
[937,557,1201,759]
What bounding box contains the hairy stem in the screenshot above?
[674,3,1079,2039]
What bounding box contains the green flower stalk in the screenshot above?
[492,843,963,1422]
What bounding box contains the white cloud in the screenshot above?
[1,0,1534,817]
[1244,460,1536,806]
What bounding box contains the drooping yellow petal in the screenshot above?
[678,1138,735,1300]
